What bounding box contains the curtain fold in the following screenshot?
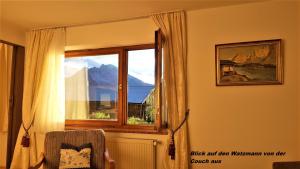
[10,28,66,169]
[152,11,188,169]
[65,67,89,119]
[0,43,13,167]
[0,43,13,132]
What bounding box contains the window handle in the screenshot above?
[119,84,122,90]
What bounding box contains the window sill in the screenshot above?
[103,127,168,135]
[65,124,168,135]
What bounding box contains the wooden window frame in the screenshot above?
[65,42,163,134]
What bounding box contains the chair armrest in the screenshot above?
[29,153,45,169]
[105,148,115,169]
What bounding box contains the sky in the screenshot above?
[128,49,155,84]
[219,44,271,60]
[64,49,155,84]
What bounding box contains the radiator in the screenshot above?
[106,137,157,169]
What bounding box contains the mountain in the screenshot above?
[231,45,276,66]
[88,64,118,86]
[87,64,154,103]
[85,58,102,68]
[88,64,152,86]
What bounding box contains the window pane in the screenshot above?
[127,49,155,125]
[65,54,119,121]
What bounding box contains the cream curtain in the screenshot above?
[152,11,188,169]
[0,43,13,132]
[0,43,13,167]
[65,67,89,119]
[10,28,66,169]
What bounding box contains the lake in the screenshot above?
[234,66,276,81]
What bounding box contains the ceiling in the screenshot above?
[1,0,268,30]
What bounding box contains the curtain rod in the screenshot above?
[31,9,184,31]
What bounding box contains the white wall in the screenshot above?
[187,1,299,169]
[0,20,26,46]
[1,0,25,45]
[66,18,157,50]
[66,2,300,169]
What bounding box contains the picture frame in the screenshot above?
[215,39,283,86]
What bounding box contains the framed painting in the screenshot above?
[215,39,283,86]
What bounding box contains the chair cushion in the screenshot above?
[44,130,105,169]
[59,143,92,169]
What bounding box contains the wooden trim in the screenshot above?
[65,122,156,131]
[215,38,282,47]
[118,49,125,126]
[105,149,116,169]
[155,30,163,131]
[6,45,17,169]
[122,49,128,125]
[65,124,168,135]
[0,40,24,47]
[6,46,25,169]
[103,127,168,135]
[65,44,154,57]
[66,119,121,127]
[215,39,283,86]
[65,47,122,57]
[123,44,154,50]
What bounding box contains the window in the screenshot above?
[65,30,163,133]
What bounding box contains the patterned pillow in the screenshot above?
[59,143,92,169]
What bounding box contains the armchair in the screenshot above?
[273,161,300,169]
[30,129,115,169]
